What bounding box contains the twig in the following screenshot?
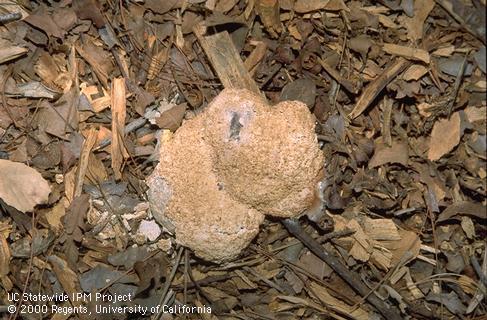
[447,53,468,117]
[0,12,21,25]
[318,57,358,94]
[470,255,487,287]
[282,218,402,320]
[348,57,410,119]
[318,228,355,243]
[435,0,486,45]
[153,246,184,320]
[381,97,393,147]
[93,115,148,151]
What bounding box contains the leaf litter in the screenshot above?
[0,0,485,319]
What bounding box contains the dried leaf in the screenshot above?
[63,194,90,242]
[402,0,435,41]
[215,0,240,13]
[279,78,316,108]
[298,250,332,280]
[437,201,487,222]
[155,103,187,131]
[0,232,11,282]
[145,0,179,14]
[461,216,476,239]
[426,291,467,315]
[79,264,137,292]
[76,40,113,88]
[363,217,401,241]
[294,0,348,13]
[427,112,461,160]
[309,282,369,320]
[255,0,281,38]
[25,9,65,38]
[0,159,51,212]
[45,201,66,233]
[369,139,409,168]
[73,0,105,27]
[47,255,84,309]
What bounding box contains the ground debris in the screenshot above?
[0,0,485,319]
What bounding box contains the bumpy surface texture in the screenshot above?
[147,89,323,262]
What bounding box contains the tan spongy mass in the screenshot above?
[147,89,324,262]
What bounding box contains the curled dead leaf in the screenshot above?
[427,112,462,161]
[0,159,51,212]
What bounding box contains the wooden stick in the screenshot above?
[348,57,410,119]
[193,26,264,99]
[282,218,403,320]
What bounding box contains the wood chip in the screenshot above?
[383,43,430,64]
[110,78,129,180]
[194,28,264,99]
[0,46,28,64]
[402,64,429,81]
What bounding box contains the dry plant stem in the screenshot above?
[318,57,357,94]
[470,255,487,286]
[95,116,148,150]
[282,218,402,320]
[242,266,285,293]
[435,0,486,45]
[9,214,36,320]
[153,246,184,320]
[349,57,410,119]
[447,53,468,117]
[381,97,393,147]
[0,12,21,24]
[74,128,98,198]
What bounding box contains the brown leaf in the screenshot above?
[369,138,409,168]
[298,250,333,280]
[47,255,84,310]
[402,0,435,41]
[145,0,179,14]
[0,232,11,278]
[52,8,78,32]
[309,282,369,320]
[76,40,114,88]
[427,112,461,161]
[255,0,281,38]
[155,103,187,131]
[215,0,239,13]
[36,96,77,139]
[0,159,51,212]
[437,201,487,222]
[294,0,348,13]
[24,9,65,38]
[72,0,105,28]
[63,194,90,242]
[384,229,421,266]
[45,201,66,233]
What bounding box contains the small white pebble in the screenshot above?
[137,220,161,242]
